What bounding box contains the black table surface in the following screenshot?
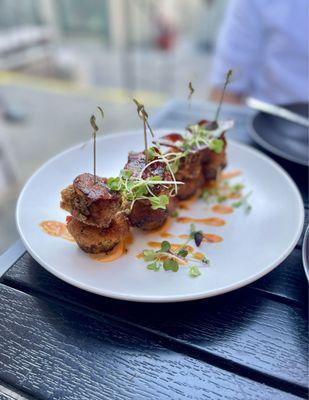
[0,100,308,400]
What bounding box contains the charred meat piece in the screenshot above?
[197,120,227,181]
[67,212,130,254]
[161,133,203,200]
[176,172,204,200]
[129,199,169,230]
[125,151,173,230]
[61,173,121,228]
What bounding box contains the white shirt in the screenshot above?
[211,0,309,104]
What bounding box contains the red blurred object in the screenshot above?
[155,15,177,51]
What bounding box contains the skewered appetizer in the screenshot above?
[61,173,129,253]
[60,71,234,255]
[124,151,174,230]
[61,173,122,227]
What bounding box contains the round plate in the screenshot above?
[16,130,304,302]
[250,103,309,166]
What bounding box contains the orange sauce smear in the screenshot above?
[220,170,242,180]
[147,241,194,253]
[176,217,225,226]
[40,220,133,263]
[193,252,205,261]
[40,221,74,242]
[211,204,233,214]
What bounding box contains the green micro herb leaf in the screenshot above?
[149,194,169,210]
[120,169,133,179]
[147,263,160,271]
[189,266,201,277]
[201,256,210,264]
[143,250,156,262]
[177,248,188,258]
[107,177,122,191]
[163,259,179,272]
[147,147,156,161]
[209,139,224,154]
[160,240,171,252]
[171,210,179,218]
[190,223,197,238]
[232,191,252,213]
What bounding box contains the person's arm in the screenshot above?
[210,0,265,103]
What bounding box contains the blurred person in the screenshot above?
[210,0,309,104]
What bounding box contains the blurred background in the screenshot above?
[0,0,228,253]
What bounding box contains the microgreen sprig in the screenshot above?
[232,191,252,214]
[140,224,209,277]
[107,169,183,211]
[201,179,252,214]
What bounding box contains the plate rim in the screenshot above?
[16,130,305,302]
[302,225,309,282]
[250,112,309,167]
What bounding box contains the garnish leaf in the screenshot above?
[209,139,224,154]
[149,194,169,210]
[120,169,133,179]
[171,210,179,218]
[160,240,171,252]
[147,263,160,271]
[189,266,201,277]
[177,248,188,258]
[163,259,179,272]
[107,177,121,191]
[143,250,156,262]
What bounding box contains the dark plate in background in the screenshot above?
[250,103,308,166]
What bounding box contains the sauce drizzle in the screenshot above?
[40,221,74,242]
[176,217,226,226]
[211,204,233,214]
[176,233,223,243]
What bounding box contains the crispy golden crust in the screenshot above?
[60,173,121,228]
[67,212,130,254]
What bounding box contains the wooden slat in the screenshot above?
[0,285,301,400]
[249,249,308,305]
[3,254,308,393]
[0,383,33,400]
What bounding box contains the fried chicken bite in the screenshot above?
[160,133,203,200]
[197,120,227,181]
[61,173,122,228]
[124,151,173,230]
[67,212,129,254]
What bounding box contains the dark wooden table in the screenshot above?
[0,101,308,400]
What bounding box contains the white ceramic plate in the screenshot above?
[16,130,304,302]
